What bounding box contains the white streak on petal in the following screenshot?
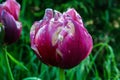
[31,46,42,58]
[58,34,63,42]
[56,48,63,58]
[16,21,21,29]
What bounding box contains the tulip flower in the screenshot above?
[30,8,93,69]
[0,0,22,44]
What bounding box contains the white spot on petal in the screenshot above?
[56,49,63,58]
[68,50,71,53]
[67,21,75,35]
[31,46,42,58]
[58,34,63,42]
[16,21,21,30]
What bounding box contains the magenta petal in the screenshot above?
[65,8,83,24]
[1,10,21,44]
[54,10,62,21]
[57,20,93,68]
[43,9,53,21]
[3,0,20,20]
[0,4,4,22]
[30,21,41,56]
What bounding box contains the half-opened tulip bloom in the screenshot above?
[0,0,22,44]
[30,8,93,69]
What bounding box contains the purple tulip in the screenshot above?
[30,8,93,69]
[0,0,22,44]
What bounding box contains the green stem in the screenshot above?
[59,68,65,80]
[3,48,14,80]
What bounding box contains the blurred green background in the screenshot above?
[0,0,120,80]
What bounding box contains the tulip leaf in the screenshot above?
[0,23,4,45]
[4,49,28,71]
[22,77,41,80]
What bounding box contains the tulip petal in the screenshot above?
[65,8,83,24]
[1,10,21,44]
[54,10,62,21]
[43,9,53,21]
[30,21,42,58]
[56,20,93,68]
[0,4,4,22]
[3,0,20,20]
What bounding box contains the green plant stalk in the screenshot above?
[3,48,14,80]
[59,68,65,80]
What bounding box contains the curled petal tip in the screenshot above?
[65,8,83,24]
[54,10,62,20]
[44,8,53,20]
